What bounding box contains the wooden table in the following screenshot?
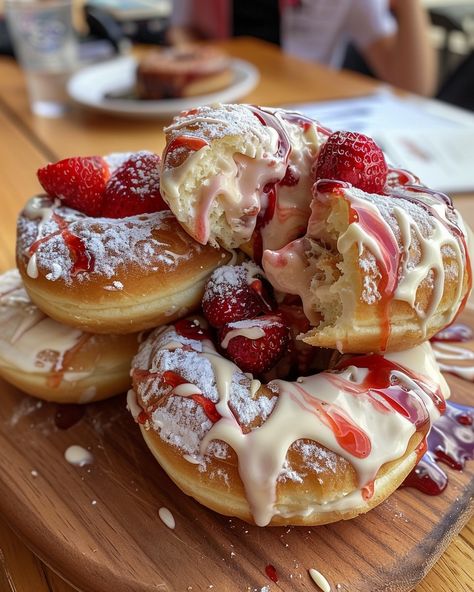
[0,37,472,592]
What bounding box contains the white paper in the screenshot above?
[287,89,474,193]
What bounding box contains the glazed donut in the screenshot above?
[0,269,139,403]
[129,316,449,526]
[263,176,472,353]
[16,196,232,334]
[136,45,233,100]
[160,103,329,256]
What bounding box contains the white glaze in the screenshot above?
[432,342,474,382]
[127,388,142,421]
[0,270,84,377]
[260,114,321,252]
[137,322,444,526]
[263,183,469,339]
[158,506,176,529]
[220,326,265,349]
[161,104,318,248]
[64,445,93,467]
[23,196,57,279]
[309,568,331,592]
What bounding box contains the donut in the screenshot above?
[129,316,448,526]
[16,195,232,333]
[136,45,233,100]
[160,103,329,256]
[0,269,139,403]
[263,176,472,353]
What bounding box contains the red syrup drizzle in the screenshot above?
[250,108,325,263]
[248,106,293,264]
[265,564,279,583]
[47,334,92,389]
[162,370,221,423]
[29,212,95,276]
[336,354,446,421]
[55,404,85,429]
[293,381,372,458]
[316,179,400,351]
[431,323,473,343]
[162,135,208,164]
[362,480,375,501]
[403,401,474,495]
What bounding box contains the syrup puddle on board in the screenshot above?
[403,324,474,495]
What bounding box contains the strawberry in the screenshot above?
[314,131,388,194]
[218,315,290,374]
[37,156,110,217]
[101,151,168,218]
[202,262,273,328]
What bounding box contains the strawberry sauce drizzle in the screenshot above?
[29,212,95,276]
[162,370,221,423]
[253,183,278,264]
[293,383,371,459]
[345,197,400,351]
[47,334,92,389]
[335,354,445,425]
[362,480,375,501]
[265,564,279,583]
[403,401,474,495]
[163,135,208,162]
[248,106,293,264]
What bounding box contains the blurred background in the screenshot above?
[0,0,473,108]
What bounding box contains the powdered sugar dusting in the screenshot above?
[17,197,199,285]
[163,104,279,171]
[203,261,262,303]
[132,322,277,464]
[104,151,134,173]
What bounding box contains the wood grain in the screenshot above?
[0,315,473,592]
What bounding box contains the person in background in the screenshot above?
[170,0,437,96]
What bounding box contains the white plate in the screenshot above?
[67,55,260,118]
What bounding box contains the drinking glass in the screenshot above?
[5,0,79,117]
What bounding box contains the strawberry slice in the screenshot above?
[37,156,110,217]
[202,263,273,328]
[101,151,168,218]
[218,315,290,374]
[314,131,388,194]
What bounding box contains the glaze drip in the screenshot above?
[132,321,444,526]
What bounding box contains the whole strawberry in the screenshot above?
[218,316,290,374]
[101,151,168,218]
[314,131,387,194]
[202,262,273,328]
[37,156,110,217]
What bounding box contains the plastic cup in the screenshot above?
[5,0,79,117]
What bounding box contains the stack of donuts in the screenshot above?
[3,150,231,403]
[4,103,472,527]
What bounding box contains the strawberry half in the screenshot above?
[37,156,110,217]
[101,151,168,218]
[314,131,388,194]
[218,315,290,374]
[202,262,273,328]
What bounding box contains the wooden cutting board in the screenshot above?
[0,315,473,592]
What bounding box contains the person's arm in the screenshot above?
[362,0,438,96]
